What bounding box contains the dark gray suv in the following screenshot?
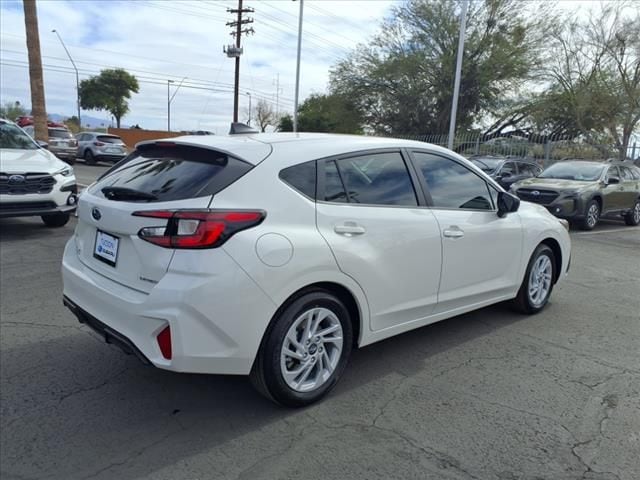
[511,160,640,230]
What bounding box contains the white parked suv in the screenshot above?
[62,131,571,406]
[1,119,78,227]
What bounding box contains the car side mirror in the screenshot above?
[607,176,620,185]
[497,191,520,217]
[37,140,48,149]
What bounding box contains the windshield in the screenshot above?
[471,158,502,173]
[539,162,605,181]
[49,129,73,138]
[0,122,39,150]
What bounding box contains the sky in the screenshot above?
[0,0,625,134]
[0,0,400,132]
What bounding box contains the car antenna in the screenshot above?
[229,122,259,135]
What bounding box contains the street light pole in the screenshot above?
[447,0,468,151]
[167,80,174,131]
[246,92,252,126]
[52,29,80,128]
[167,77,187,132]
[293,0,304,133]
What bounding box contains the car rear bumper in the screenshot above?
[96,153,127,162]
[50,147,77,159]
[61,237,277,375]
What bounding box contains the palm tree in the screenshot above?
[23,0,47,142]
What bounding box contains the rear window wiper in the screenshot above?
[101,186,158,201]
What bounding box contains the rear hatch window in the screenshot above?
[89,145,252,202]
[97,135,123,144]
[49,129,73,138]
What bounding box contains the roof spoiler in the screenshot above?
[229,122,259,135]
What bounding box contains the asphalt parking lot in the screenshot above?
[1,165,639,480]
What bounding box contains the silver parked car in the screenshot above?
[76,132,127,165]
[23,125,78,165]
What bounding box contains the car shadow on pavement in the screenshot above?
[0,217,76,242]
[0,298,525,479]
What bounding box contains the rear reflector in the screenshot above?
[133,209,266,249]
[157,326,172,360]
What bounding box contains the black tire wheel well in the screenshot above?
[540,238,562,284]
[591,195,603,210]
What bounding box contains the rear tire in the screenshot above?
[250,290,353,407]
[84,149,96,165]
[41,213,70,228]
[624,200,640,226]
[580,200,600,230]
[512,244,556,314]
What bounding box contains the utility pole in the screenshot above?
[52,29,80,129]
[23,0,47,142]
[293,0,304,133]
[224,0,254,123]
[273,73,282,115]
[447,0,468,151]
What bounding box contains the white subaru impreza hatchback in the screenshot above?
[62,131,571,406]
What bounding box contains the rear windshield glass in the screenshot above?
[97,135,123,144]
[49,129,73,138]
[89,145,253,202]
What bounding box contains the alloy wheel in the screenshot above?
[587,203,599,228]
[280,307,343,392]
[528,255,553,308]
[634,203,640,224]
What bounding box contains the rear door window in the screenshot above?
[89,145,252,202]
[619,166,634,181]
[334,152,417,206]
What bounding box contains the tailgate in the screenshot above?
[74,193,212,293]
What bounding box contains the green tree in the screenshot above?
[0,101,27,121]
[277,94,364,133]
[64,115,81,133]
[79,68,139,128]
[330,0,552,135]
[277,114,294,132]
[544,3,640,158]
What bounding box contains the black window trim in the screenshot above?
[316,147,427,209]
[278,159,317,201]
[407,149,500,212]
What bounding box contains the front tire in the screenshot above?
[41,212,70,228]
[580,200,600,230]
[250,290,353,407]
[512,244,556,314]
[624,199,640,226]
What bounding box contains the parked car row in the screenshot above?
[22,125,127,165]
[467,154,640,230]
[0,118,78,227]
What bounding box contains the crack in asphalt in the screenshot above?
[80,430,178,480]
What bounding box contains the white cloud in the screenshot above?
[0,0,398,132]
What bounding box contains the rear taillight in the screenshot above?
[94,141,105,146]
[132,209,266,249]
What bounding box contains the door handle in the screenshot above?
[334,223,366,235]
[443,227,464,238]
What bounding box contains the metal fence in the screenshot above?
[388,133,639,167]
